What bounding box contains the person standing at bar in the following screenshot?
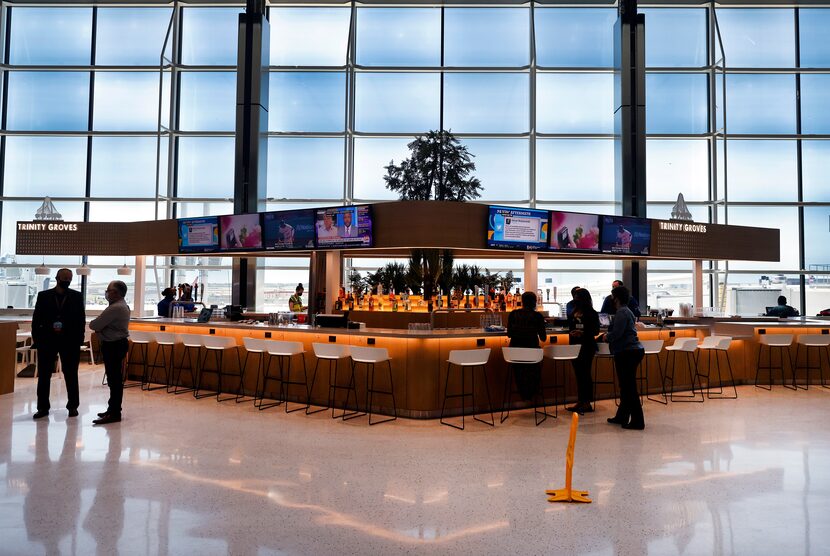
[90,281,131,425]
[507,291,547,400]
[601,285,646,430]
[31,268,86,420]
[566,288,600,414]
[600,280,641,317]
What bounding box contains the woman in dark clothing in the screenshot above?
[566,288,600,414]
[599,286,646,430]
[507,291,548,400]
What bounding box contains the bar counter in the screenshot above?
[129,318,707,419]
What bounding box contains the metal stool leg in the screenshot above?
[256,354,284,410]
[368,360,396,426]
[342,360,367,421]
[473,364,495,427]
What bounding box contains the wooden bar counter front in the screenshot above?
[130,319,705,419]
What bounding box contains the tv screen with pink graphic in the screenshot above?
[549,211,601,252]
[218,214,263,251]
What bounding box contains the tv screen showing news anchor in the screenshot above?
[600,215,651,255]
[314,205,373,248]
[263,209,315,250]
[219,213,263,251]
[549,210,601,252]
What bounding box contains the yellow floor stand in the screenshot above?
[546,412,592,503]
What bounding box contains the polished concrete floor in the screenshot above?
[1,366,829,556]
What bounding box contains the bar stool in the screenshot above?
[592,343,618,409]
[664,337,703,402]
[143,331,177,391]
[500,347,548,426]
[543,344,581,417]
[440,348,494,430]
[755,334,796,391]
[696,336,737,399]
[309,342,351,417]
[794,334,830,389]
[240,337,267,403]
[638,340,666,404]
[348,346,397,425]
[172,334,203,395]
[195,336,241,402]
[256,340,308,413]
[124,330,152,389]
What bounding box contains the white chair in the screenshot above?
[16,330,35,369]
[543,344,581,417]
[195,335,241,402]
[500,347,546,426]
[440,348,493,430]
[310,342,351,417]
[348,346,396,425]
[80,328,95,365]
[794,334,830,389]
[256,340,308,413]
[148,332,179,393]
[592,342,618,409]
[756,334,795,391]
[172,333,204,395]
[664,337,703,402]
[638,340,666,404]
[241,337,267,403]
[696,335,737,399]
[123,330,153,389]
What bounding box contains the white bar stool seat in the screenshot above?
[124,330,153,390]
[196,336,241,402]
[440,348,494,430]
[794,334,830,389]
[311,342,351,417]
[256,340,309,413]
[756,333,795,391]
[172,333,204,395]
[664,337,703,402]
[638,339,667,404]
[696,335,737,399]
[500,347,547,426]
[347,346,397,425]
[592,342,618,409]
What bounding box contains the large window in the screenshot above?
[0,4,824,314]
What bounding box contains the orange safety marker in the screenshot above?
[546,412,592,503]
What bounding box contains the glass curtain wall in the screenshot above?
[0,3,826,315]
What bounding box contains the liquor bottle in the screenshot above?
[368,295,374,311]
[515,288,522,309]
[437,289,443,309]
[358,293,364,309]
[506,290,514,309]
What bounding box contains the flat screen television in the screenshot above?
[178,216,219,253]
[263,209,316,250]
[218,213,263,251]
[487,206,549,251]
[549,210,601,252]
[600,215,651,255]
[314,205,373,249]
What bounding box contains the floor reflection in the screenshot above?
[1,368,829,555]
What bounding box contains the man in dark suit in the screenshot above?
[600,280,641,318]
[32,268,86,419]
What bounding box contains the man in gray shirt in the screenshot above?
[89,280,131,425]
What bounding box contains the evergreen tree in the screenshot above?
[383,130,482,201]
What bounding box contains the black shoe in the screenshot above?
[566,403,594,414]
[607,417,627,425]
[97,411,109,418]
[32,411,49,420]
[93,414,121,425]
[622,422,645,430]
[68,409,79,418]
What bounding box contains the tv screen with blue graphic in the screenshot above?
[487,206,549,251]
[600,216,651,255]
[263,209,316,250]
[178,217,219,253]
[314,205,373,249]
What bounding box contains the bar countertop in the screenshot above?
[131,317,709,339]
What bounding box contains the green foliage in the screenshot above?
[436,249,455,293]
[347,270,365,295]
[480,269,501,292]
[500,270,515,293]
[383,130,482,202]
